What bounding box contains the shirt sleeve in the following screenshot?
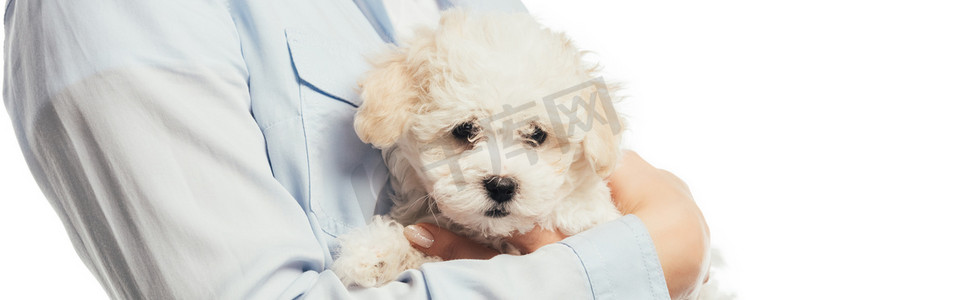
[4,1,327,298]
[4,1,670,299]
[558,215,672,299]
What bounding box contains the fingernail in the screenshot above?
[404,225,434,248]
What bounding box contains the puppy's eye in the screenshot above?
[452,122,477,141]
[527,127,547,147]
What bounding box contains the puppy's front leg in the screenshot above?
[555,181,623,235]
[331,216,441,287]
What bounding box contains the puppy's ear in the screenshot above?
[355,51,417,148]
[580,83,625,178]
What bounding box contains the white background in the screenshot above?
[2,1,966,299]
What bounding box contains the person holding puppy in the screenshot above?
[3,0,709,299]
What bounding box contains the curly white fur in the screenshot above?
[333,10,729,300]
[331,216,441,287]
[331,10,625,288]
[334,10,648,291]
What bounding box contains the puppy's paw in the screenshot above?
[331,216,439,287]
[554,181,623,235]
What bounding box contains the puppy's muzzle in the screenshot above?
[483,175,517,203]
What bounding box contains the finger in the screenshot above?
[404,223,500,260]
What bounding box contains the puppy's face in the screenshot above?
[355,11,622,236]
[402,98,582,236]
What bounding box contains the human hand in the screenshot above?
[401,223,566,260]
[402,223,500,260]
[609,150,710,300]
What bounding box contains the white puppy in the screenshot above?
[333,10,625,288]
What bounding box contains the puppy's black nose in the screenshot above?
[483,176,517,203]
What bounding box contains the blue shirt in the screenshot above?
[3,0,670,298]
